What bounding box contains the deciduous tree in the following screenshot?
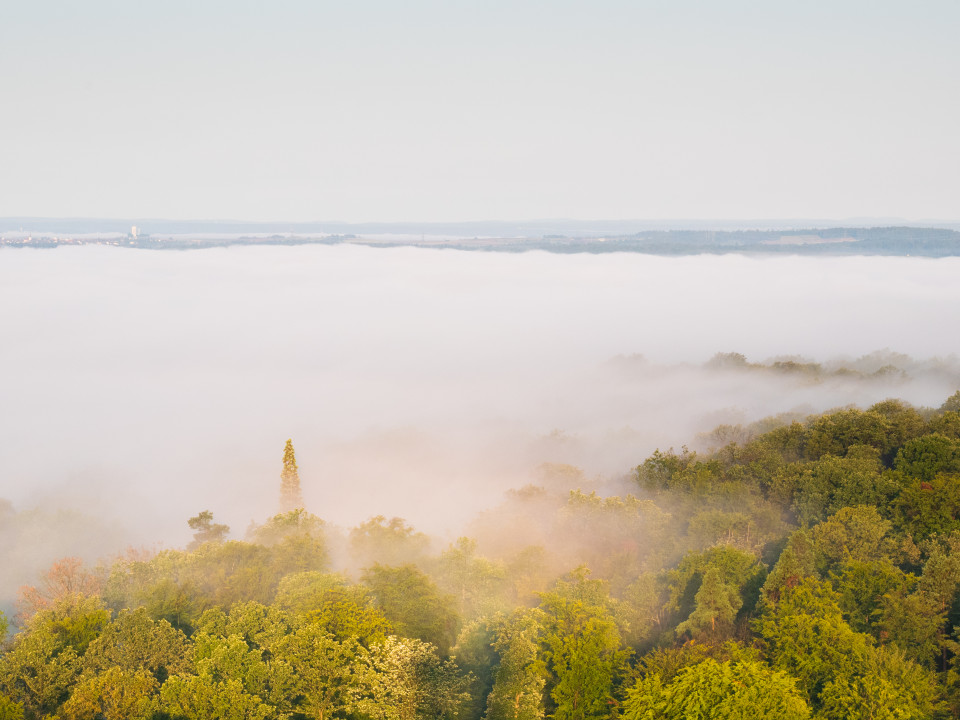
[59,666,157,720]
[363,565,459,655]
[83,607,192,682]
[538,569,628,720]
[484,610,546,720]
[623,658,810,720]
[364,636,470,720]
[675,567,739,641]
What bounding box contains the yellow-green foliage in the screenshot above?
[4,395,960,720]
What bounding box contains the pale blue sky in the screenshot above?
[2,1,958,222]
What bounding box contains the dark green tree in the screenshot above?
[363,565,460,655]
[928,411,960,440]
[894,434,960,482]
[831,560,911,635]
[877,588,944,668]
[803,409,893,462]
[808,506,895,573]
[452,619,498,720]
[675,567,739,641]
[668,546,766,629]
[761,530,817,604]
[891,473,960,542]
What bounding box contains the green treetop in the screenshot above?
[280,439,303,512]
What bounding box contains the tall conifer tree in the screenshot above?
[280,439,303,511]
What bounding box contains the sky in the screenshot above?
[2,0,958,223]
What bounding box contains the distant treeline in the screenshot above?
[615,349,960,385]
[513,226,960,256]
[4,220,960,256]
[3,391,960,718]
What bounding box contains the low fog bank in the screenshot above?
[1,245,959,602]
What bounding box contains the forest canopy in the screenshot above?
[3,392,960,719]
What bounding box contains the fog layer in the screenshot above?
[1,245,958,553]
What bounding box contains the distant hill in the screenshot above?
[515,226,960,256]
[2,219,960,256]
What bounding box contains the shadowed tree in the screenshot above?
[762,530,817,605]
[363,565,460,656]
[280,439,303,512]
[894,434,960,483]
[675,567,739,641]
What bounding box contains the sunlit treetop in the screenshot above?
[280,439,303,513]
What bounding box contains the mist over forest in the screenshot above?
[2,244,959,604]
[2,243,960,720]
[4,0,960,714]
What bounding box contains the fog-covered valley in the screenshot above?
[4,0,959,713]
[2,245,958,590]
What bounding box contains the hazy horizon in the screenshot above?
[4,217,960,234]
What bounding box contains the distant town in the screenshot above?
[2,220,960,256]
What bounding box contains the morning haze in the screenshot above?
[1,244,958,557]
[2,1,960,716]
